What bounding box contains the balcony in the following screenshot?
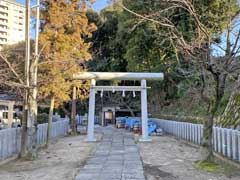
[0,7,8,14]
[0,20,8,26]
[0,14,7,20]
[0,33,7,39]
[0,26,7,33]
[0,38,7,44]
[0,4,8,10]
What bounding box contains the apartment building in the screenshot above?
[0,0,25,49]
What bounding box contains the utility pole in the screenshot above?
[35,0,40,56]
[20,0,31,157]
[30,0,40,150]
[31,0,40,146]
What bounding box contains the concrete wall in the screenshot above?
[151,118,240,163]
[0,119,69,161]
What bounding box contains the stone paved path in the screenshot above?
[75,126,145,180]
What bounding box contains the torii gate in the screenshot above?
[73,72,164,142]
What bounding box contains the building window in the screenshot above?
[3,112,8,119]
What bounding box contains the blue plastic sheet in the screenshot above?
[116,116,157,134]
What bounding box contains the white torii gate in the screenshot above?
[73,72,164,142]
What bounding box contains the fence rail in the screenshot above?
[0,119,69,161]
[151,118,240,163]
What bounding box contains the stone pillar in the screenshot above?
[85,79,96,142]
[8,102,14,128]
[71,86,77,134]
[140,79,151,142]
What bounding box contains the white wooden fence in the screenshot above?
[76,115,100,125]
[0,119,69,161]
[151,119,240,162]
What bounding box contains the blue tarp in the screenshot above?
[125,117,140,129]
[116,117,127,122]
[116,116,157,134]
[148,122,157,134]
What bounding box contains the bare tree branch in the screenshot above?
[0,53,24,85]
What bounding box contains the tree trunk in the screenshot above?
[71,86,77,135]
[27,91,38,158]
[203,115,214,161]
[202,42,227,161]
[20,99,28,158]
[203,72,226,161]
[46,95,55,147]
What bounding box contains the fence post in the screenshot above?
[213,127,217,151]
[197,125,201,145]
[16,128,21,153]
[0,131,3,160]
[222,129,227,156]
[195,124,198,143]
[190,124,193,142]
[238,132,240,162]
[185,123,188,141]
[180,123,182,139]
[226,129,233,159]
[217,128,222,153]
[231,130,238,161]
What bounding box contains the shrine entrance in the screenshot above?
[73,72,164,142]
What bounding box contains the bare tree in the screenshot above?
[117,0,240,160]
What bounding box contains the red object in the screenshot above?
[139,127,142,135]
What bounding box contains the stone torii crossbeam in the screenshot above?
[73,72,164,142]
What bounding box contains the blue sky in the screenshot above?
[16,0,109,11]
[92,0,109,11]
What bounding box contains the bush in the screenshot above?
[37,113,48,124]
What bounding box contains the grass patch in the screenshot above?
[195,160,224,173]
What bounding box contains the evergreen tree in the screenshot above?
[39,0,96,142]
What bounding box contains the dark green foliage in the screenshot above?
[87,6,127,72]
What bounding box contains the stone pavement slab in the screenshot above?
[75,126,145,180]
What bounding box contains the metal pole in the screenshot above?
[25,0,30,87]
[85,79,96,142]
[35,0,40,55]
[31,0,40,126]
[25,0,31,128]
[140,79,151,142]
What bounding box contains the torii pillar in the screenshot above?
[139,79,150,142]
[86,79,97,141]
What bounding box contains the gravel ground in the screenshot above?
[1,130,239,180]
[0,135,98,180]
[138,136,240,180]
